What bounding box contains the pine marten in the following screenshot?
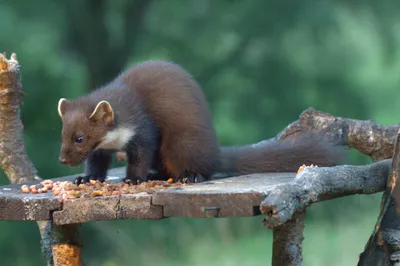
[57,60,345,184]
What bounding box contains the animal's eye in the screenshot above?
[75,136,84,143]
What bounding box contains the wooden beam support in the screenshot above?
[272,209,305,266]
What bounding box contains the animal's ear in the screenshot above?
[89,101,114,125]
[58,98,70,118]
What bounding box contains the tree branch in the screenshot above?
[272,208,306,266]
[260,159,390,228]
[0,53,82,266]
[0,53,40,184]
[277,107,400,161]
[260,107,400,264]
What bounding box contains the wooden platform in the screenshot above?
[0,167,296,225]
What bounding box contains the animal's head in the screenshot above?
[57,98,114,166]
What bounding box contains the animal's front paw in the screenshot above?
[74,175,89,185]
[122,176,147,185]
[181,173,207,184]
[74,175,106,185]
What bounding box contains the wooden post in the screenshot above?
[0,53,82,266]
[51,224,82,266]
[358,129,400,265]
[272,208,305,266]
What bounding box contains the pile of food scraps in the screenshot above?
[20,178,185,200]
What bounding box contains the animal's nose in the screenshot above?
[59,157,68,164]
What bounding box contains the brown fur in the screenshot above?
[58,60,219,182]
[58,103,112,166]
[58,60,345,183]
[120,61,220,179]
[217,133,346,175]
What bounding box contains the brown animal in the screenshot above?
[57,60,345,184]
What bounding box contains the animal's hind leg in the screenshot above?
[146,148,170,181]
[160,149,211,184]
[147,170,170,181]
[159,133,215,184]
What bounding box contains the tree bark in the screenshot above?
[261,159,390,228]
[0,53,82,266]
[277,107,399,161]
[267,107,400,265]
[0,53,40,184]
[272,209,305,266]
[50,224,82,266]
[358,129,400,265]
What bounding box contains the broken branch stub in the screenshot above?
[0,53,40,184]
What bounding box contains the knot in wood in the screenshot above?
[201,206,220,218]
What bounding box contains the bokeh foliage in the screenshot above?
[0,0,399,265]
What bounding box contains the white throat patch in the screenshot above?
[96,127,135,150]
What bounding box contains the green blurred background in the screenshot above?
[0,0,396,265]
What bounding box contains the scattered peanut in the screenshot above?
[91,190,103,197]
[52,188,60,196]
[19,175,187,200]
[21,185,29,193]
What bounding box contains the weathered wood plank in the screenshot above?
[0,167,128,222]
[0,167,296,223]
[152,172,296,218]
[0,183,61,220]
[53,193,163,225]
